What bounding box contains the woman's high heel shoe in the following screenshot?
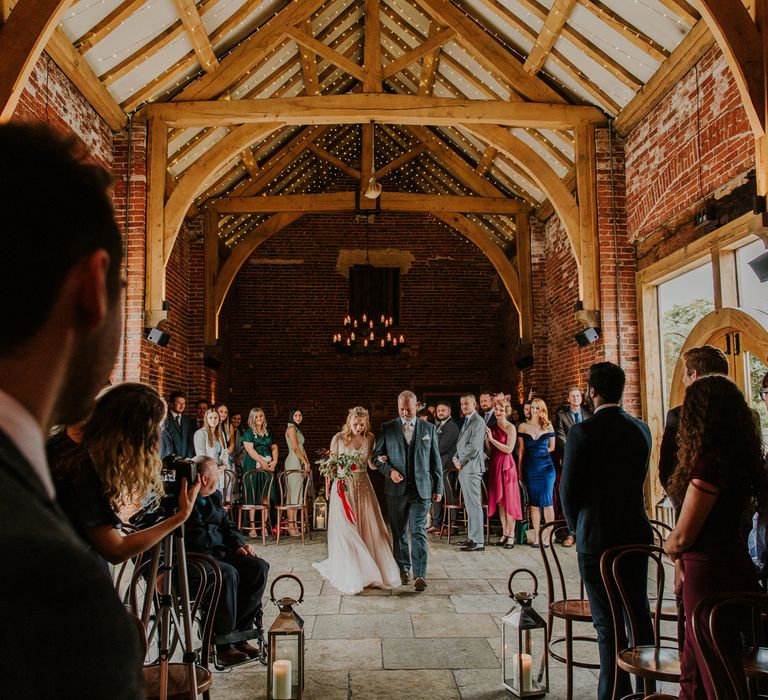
[503,536,515,549]
[494,535,508,547]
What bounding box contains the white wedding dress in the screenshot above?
[313,436,401,594]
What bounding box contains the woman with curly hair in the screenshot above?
[664,375,767,699]
[517,397,556,547]
[49,383,199,567]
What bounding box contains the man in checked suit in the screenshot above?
[374,390,442,592]
[453,394,487,552]
[161,389,196,458]
[560,362,654,700]
[0,123,142,697]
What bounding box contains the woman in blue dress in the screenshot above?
[517,398,556,547]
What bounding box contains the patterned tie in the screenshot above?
[402,421,414,445]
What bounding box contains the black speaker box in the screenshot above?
[145,327,171,347]
[575,327,600,347]
[748,250,768,283]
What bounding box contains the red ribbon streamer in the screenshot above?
[337,479,357,525]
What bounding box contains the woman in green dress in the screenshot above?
[241,407,278,536]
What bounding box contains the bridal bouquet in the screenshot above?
[315,450,365,525]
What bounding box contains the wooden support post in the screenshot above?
[574,122,600,322]
[361,122,374,189]
[364,0,382,92]
[711,248,738,309]
[204,209,218,344]
[515,212,534,344]
[145,118,168,329]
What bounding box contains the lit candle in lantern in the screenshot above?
[369,320,373,329]
[353,319,358,328]
[350,332,355,341]
[316,514,325,529]
[364,339,369,347]
[399,335,405,343]
[380,339,385,347]
[514,653,532,692]
[393,339,398,346]
[387,333,392,342]
[380,314,385,322]
[369,332,374,341]
[346,338,351,347]
[272,659,292,699]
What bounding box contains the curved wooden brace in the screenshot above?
[163,122,284,265]
[696,1,765,137]
[669,306,768,407]
[465,123,582,276]
[0,0,73,120]
[209,211,524,342]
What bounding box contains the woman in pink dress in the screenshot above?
[485,397,522,549]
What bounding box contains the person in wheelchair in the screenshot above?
[186,455,270,667]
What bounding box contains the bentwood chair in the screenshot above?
[647,519,684,649]
[600,544,681,700]
[221,468,237,515]
[539,519,599,700]
[276,469,311,546]
[237,469,274,546]
[692,591,768,699]
[438,467,463,543]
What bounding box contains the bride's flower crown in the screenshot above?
[350,407,369,417]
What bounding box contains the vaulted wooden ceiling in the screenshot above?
[46,0,704,250]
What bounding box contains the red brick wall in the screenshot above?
[625,44,754,242]
[218,211,520,452]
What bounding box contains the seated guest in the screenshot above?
[161,390,195,459]
[194,409,229,487]
[517,398,556,547]
[664,375,765,699]
[560,362,654,700]
[49,383,199,567]
[186,455,270,666]
[416,407,432,422]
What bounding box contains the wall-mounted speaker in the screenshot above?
[515,355,534,370]
[575,327,600,347]
[145,327,171,347]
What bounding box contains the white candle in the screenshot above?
[272,659,292,699]
[316,514,325,529]
[514,653,532,692]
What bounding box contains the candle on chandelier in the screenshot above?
[399,335,405,343]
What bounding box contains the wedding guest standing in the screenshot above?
[160,391,195,459]
[242,408,278,535]
[285,408,311,537]
[428,402,460,535]
[230,412,245,470]
[664,375,765,699]
[453,394,487,552]
[194,409,229,488]
[517,398,555,547]
[217,403,235,466]
[485,398,521,549]
[195,399,209,430]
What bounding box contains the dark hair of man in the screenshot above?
[196,399,209,407]
[0,123,121,353]
[436,401,452,412]
[479,390,492,398]
[587,362,626,404]
[683,345,729,377]
[168,391,185,403]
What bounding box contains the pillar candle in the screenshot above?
[272,659,291,699]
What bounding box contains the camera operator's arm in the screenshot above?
[86,479,200,565]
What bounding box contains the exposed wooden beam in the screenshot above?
[210,192,527,214]
[175,0,323,101]
[204,209,219,344]
[574,122,599,313]
[364,0,382,91]
[515,212,534,343]
[74,0,145,52]
[241,148,260,178]
[475,146,496,175]
[121,52,198,112]
[361,123,374,189]
[417,21,445,95]
[536,168,575,221]
[298,19,319,95]
[46,27,127,131]
[383,27,455,80]
[697,0,765,136]
[614,20,713,136]
[307,143,361,179]
[524,0,577,75]
[578,0,669,62]
[0,0,72,121]
[140,95,605,128]
[286,26,366,81]
[411,0,565,102]
[657,0,699,25]
[172,0,219,72]
[146,119,168,328]
[375,142,427,177]
[164,123,284,264]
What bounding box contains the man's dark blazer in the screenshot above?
[554,405,594,456]
[0,430,143,699]
[373,418,442,500]
[186,489,246,558]
[657,406,680,491]
[161,412,195,458]
[435,418,460,470]
[559,407,653,555]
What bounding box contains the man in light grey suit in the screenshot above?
[374,390,443,592]
[453,394,487,552]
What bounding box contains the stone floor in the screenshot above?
[209,530,677,699]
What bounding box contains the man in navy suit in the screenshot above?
[374,390,442,592]
[161,390,196,458]
[560,362,654,700]
[0,123,142,697]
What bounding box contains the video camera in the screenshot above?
[129,454,198,529]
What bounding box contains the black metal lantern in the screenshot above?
[502,568,549,697]
[267,574,305,700]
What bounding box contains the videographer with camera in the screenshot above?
[186,454,270,666]
[49,382,200,566]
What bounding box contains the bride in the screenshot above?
[313,406,401,594]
